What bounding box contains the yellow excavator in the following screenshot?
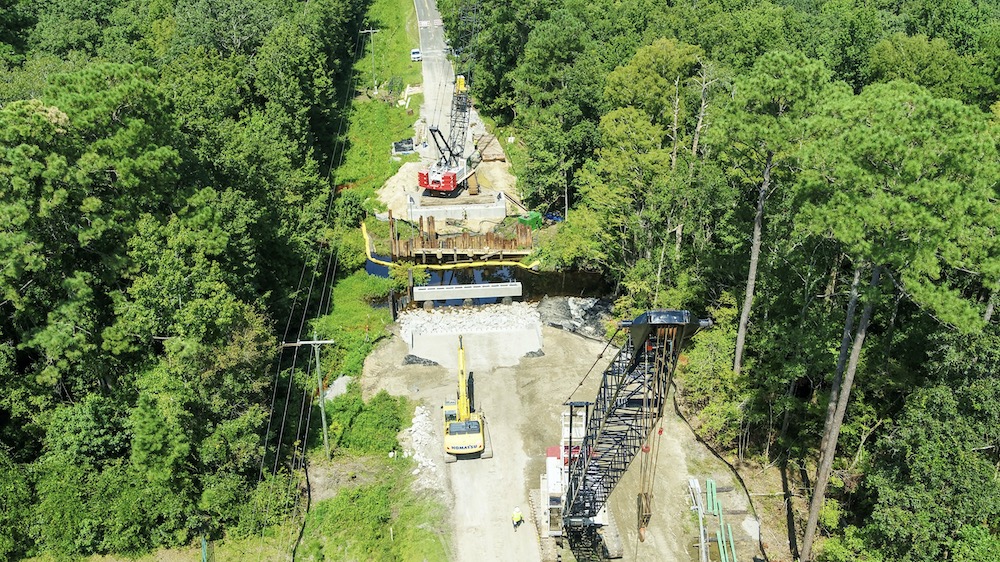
[443,336,492,462]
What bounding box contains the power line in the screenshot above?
[361,28,380,95]
[283,336,337,458]
[253,25,367,559]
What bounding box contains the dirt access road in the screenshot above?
[359,301,763,561]
[367,0,764,556]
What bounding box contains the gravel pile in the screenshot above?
[402,406,441,488]
[398,301,540,339]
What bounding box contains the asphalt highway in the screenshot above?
[415,0,457,148]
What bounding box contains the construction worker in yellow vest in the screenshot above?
[512,506,524,531]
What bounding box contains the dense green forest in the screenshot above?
[0,0,427,558]
[3,0,1000,560]
[439,0,1000,559]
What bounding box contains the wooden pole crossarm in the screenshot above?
[281,336,336,458]
[281,339,337,348]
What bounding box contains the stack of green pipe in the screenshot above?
[706,480,740,562]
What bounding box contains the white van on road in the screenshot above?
[410,49,422,62]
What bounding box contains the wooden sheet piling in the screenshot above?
[387,217,534,265]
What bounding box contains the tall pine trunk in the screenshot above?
[690,62,715,162]
[780,265,859,451]
[801,265,881,561]
[670,76,681,171]
[733,151,773,375]
[818,267,863,457]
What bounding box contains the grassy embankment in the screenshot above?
[334,0,424,198]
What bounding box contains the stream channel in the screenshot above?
[366,255,612,307]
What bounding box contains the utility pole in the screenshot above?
[282,334,337,459]
[361,28,380,95]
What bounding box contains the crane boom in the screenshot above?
[418,0,480,195]
[557,310,710,560]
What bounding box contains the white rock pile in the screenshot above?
[399,301,540,340]
[404,406,440,487]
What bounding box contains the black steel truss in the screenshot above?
[564,310,707,522]
[565,526,609,562]
[447,91,469,165]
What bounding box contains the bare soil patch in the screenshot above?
[377,120,523,236]
[307,456,383,504]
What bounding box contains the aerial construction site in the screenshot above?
[360,299,765,562]
[364,0,768,559]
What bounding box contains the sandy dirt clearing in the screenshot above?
[359,306,764,562]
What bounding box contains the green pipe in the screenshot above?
[725,532,733,562]
[717,530,728,562]
[729,524,739,562]
[714,481,719,515]
[707,480,716,515]
[705,479,711,515]
[712,480,718,515]
[719,503,726,562]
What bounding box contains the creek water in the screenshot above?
[366,255,612,307]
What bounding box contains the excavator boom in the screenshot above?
[457,336,470,420]
[443,335,489,460]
